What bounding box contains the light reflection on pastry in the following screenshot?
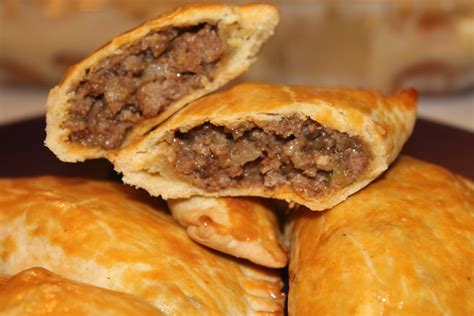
[0,267,163,315]
[112,82,417,211]
[0,177,284,315]
[168,196,287,268]
[45,3,279,162]
[287,156,474,315]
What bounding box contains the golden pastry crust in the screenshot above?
[288,156,474,315]
[113,82,417,211]
[0,267,163,315]
[0,177,284,315]
[45,3,279,162]
[168,197,287,268]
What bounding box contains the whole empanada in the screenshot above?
[287,156,474,315]
[45,3,278,162]
[0,267,163,315]
[168,196,287,268]
[0,177,284,315]
[112,82,417,211]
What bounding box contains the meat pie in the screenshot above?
[112,83,417,211]
[287,156,474,314]
[45,3,279,162]
[0,268,163,315]
[168,196,288,268]
[0,176,284,315]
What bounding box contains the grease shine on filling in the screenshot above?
[168,116,370,196]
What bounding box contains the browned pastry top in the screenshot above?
[288,156,474,315]
[0,176,284,315]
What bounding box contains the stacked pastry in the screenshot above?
[1,3,472,315]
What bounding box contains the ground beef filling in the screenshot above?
[65,24,223,149]
[169,116,370,196]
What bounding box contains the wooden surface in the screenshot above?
[0,116,472,179]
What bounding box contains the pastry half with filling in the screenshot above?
[0,177,284,315]
[0,268,163,315]
[168,196,287,268]
[287,156,474,315]
[113,82,417,211]
[45,3,279,162]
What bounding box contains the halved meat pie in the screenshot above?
[113,83,417,211]
[46,4,278,162]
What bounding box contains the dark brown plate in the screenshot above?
[0,116,472,179]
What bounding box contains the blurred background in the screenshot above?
[1,0,473,130]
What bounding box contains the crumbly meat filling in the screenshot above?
[65,24,223,149]
[169,116,370,196]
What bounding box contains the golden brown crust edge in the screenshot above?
[45,3,279,162]
[113,83,417,211]
[287,156,474,315]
